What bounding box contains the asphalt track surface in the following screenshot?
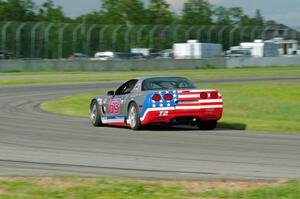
[0,77,300,180]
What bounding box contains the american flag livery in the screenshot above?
[176,90,223,109]
[150,91,178,108]
[139,89,223,124]
[90,77,223,130]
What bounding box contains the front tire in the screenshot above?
[89,100,103,127]
[128,103,143,130]
[198,120,217,130]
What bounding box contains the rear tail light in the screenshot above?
[152,94,162,101]
[210,92,219,99]
[200,92,208,99]
[164,93,173,101]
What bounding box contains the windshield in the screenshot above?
[142,77,196,91]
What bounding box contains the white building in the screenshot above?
[173,40,222,59]
[265,37,298,55]
[229,40,279,57]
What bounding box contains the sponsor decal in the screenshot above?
[109,98,121,114]
[159,111,169,117]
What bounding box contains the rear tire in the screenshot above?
[89,100,103,127]
[128,103,143,130]
[198,120,217,130]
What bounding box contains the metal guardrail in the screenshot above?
[1,57,300,72]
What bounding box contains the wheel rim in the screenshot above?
[89,103,97,124]
[129,106,137,128]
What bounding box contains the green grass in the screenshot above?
[41,81,300,133]
[208,82,300,133]
[1,66,300,85]
[0,177,299,199]
[41,92,103,117]
[197,181,300,199]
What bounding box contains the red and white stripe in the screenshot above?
[177,90,222,107]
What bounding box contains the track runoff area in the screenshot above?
[0,68,300,180]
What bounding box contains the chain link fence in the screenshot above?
[0,21,299,59]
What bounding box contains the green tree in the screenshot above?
[253,9,264,26]
[38,0,71,22]
[265,20,277,26]
[228,7,243,24]
[75,12,104,24]
[215,6,230,25]
[100,0,147,25]
[147,0,174,24]
[239,14,253,25]
[215,6,244,25]
[181,0,213,25]
[0,0,37,21]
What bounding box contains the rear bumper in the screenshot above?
[140,106,223,125]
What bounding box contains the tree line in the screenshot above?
[0,0,276,26]
[1,0,280,58]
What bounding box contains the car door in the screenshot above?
[107,79,138,121]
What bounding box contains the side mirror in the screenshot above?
[107,91,115,96]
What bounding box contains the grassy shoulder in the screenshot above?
[1,66,300,85]
[41,92,103,117]
[0,177,298,199]
[207,82,300,133]
[41,81,300,134]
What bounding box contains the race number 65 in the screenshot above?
[109,99,121,114]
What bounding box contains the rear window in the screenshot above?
[142,77,196,91]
